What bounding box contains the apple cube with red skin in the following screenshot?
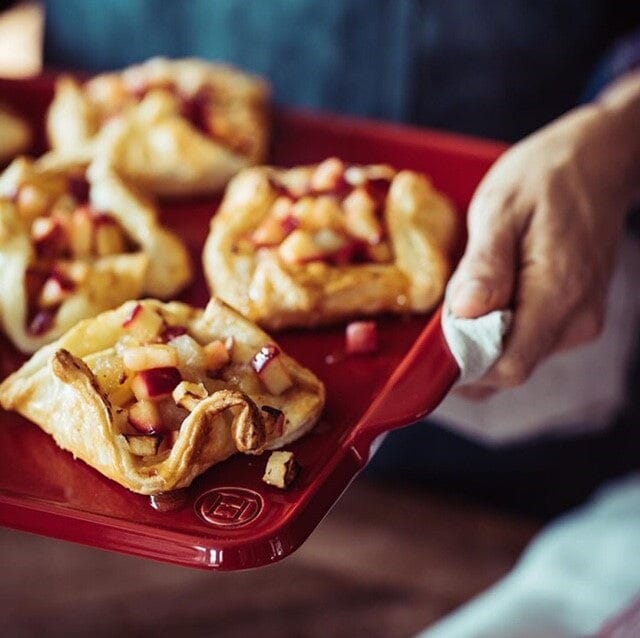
[346,321,379,354]
[251,344,293,395]
[38,270,76,308]
[131,367,182,401]
[128,399,162,434]
[31,217,68,258]
[122,303,164,342]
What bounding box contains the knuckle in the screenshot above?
[494,355,531,388]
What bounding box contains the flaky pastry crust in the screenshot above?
[46,57,270,196]
[0,298,325,495]
[0,156,191,352]
[203,159,457,329]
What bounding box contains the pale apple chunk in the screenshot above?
[262,451,298,489]
[313,228,348,254]
[122,344,179,371]
[342,187,382,244]
[203,339,230,373]
[270,196,294,220]
[38,274,75,308]
[122,303,164,342]
[250,215,287,247]
[124,434,161,456]
[89,349,133,405]
[17,184,51,219]
[251,344,293,395]
[172,380,208,411]
[94,219,127,256]
[278,229,324,265]
[169,333,206,376]
[310,157,345,192]
[294,196,344,232]
[70,207,94,258]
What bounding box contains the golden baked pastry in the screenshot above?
[0,103,31,164]
[0,156,191,353]
[46,57,270,196]
[0,298,325,495]
[203,157,457,329]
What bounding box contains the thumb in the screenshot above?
[448,209,517,319]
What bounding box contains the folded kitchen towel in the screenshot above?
[441,304,512,385]
[434,235,640,444]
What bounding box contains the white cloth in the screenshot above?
[434,235,640,444]
[417,474,640,638]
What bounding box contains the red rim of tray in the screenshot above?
[0,75,507,570]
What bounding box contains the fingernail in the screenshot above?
[449,279,492,318]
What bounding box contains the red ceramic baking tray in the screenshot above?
[0,75,507,570]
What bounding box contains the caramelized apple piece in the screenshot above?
[124,434,161,456]
[262,451,299,489]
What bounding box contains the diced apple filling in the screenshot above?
[240,160,394,266]
[93,309,293,458]
[24,188,134,335]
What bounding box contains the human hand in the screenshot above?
[448,76,640,399]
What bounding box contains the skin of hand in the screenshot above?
[448,71,640,399]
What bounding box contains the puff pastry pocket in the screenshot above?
[0,103,31,164]
[0,299,325,495]
[0,156,191,353]
[203,157,458,329]
[46,57,270,196]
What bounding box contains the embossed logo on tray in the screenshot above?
[195,487,263,528]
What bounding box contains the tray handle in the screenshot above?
[347,306,460,463]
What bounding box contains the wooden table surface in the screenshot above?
[0,477,541,638]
